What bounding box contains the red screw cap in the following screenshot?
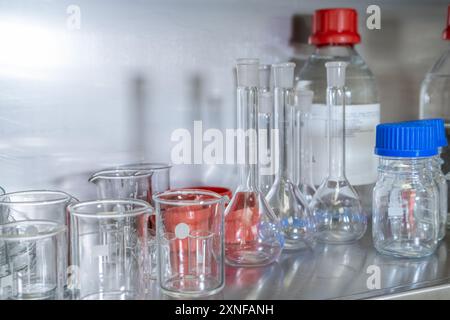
[443,5,450,40]
[309,8,361,46]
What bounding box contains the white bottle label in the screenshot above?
[309,103,380,186]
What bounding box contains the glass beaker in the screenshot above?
[113,163,172,204]
[154,190,226,298]
[89,164,170,280]
[224,59,283,267]
[0,190,77,225]
[68,199,151,300]
[0,190,77,290]
[0,220,66,300]
[266,62,315,251]
[309,61,366,243]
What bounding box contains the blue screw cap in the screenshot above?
[400,118,447,148]
[375,123,439,157]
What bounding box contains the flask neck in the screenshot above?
[237,86,259,190]
[326,85,347,181]
[273,87,296,182]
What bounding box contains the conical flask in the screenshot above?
[224,59,284,267]
[309,61,366,244]
[266,62,315,251]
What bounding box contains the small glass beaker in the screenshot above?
[68,199,151,300]
[0,220,66,300]
[0,190,77,290]
[153,190,226,298]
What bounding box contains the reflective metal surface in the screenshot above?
[146,223,450,300]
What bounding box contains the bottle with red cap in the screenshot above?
[297,8,379,215]
[419,5,450,229]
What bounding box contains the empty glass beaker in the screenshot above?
[113,163,172,204]
[266,62,315,250]
[0,220,66,300]
[373,123,439,258]
[68,199,151,300]
[309,61,366,243]
[154,190,226,297]
[89,164,170,280]
[224,59,283,267]
[0,190,77,225]
[0,190,77,291]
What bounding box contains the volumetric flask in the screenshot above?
[69,199,151,300]
[0,220,66,300]
[309,62,366,243]
[225,59,283,267]
[266,62,315,251]
[154,190,226,298]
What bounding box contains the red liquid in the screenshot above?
[225,191,259,245]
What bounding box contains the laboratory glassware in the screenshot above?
[89,164,170,279]
[0,220,66,300]
[309,61,366,244]
[181,186,233,201]
[258,64,275,196]
[224,58,283,267]
[154,190,226,297]
[401,119,448,240]
[266,62,314,250]
[0,190,77,225]
[419,6,450,224]
[293,88,316,203]
[298,8,379,215]
[373,123,439,258]
[0,190,76,290]
[69,199,151,300]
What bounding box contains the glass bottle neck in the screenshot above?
[237,86,259,190]
[379,157,432,174]
[313,45,357,57]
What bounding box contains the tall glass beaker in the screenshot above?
[224,59,283,267]
[266,62,315,251]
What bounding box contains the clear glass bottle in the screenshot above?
[401,119,448,241]
[373,124,439,258]
[297,8,379,215]
[419,6,450,228]
[309,61,366,244]
[258,65,275,196]
[224,59,283,267]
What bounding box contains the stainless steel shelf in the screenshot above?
[147,223,450,300]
